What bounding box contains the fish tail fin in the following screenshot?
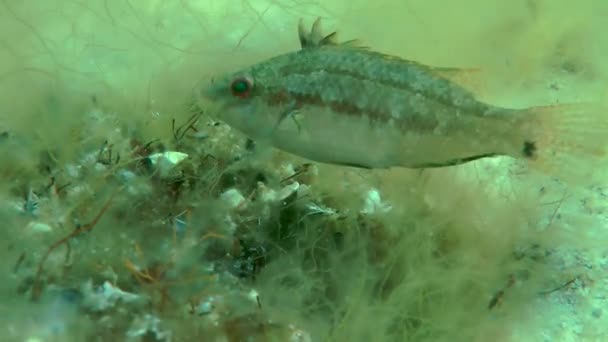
[513,103,608,184]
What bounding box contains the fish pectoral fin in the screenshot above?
[411,153,501,168]
[274,101,302,132]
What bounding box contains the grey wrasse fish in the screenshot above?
[199,18,608,181]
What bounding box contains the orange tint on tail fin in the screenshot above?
[515,103,608,184]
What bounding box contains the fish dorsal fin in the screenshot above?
[298,17,366,49]
[298,17,336,48]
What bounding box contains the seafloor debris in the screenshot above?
[81,280,146,312]
[126,314,171,341]
[361,188,393,215]
[147,151,189,178]
[4,108,325,340]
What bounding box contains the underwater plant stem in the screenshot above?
[31,187,123,301]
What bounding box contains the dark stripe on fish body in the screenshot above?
[253,47,493,134]
[263,89,441,132]
[279,48,486,112]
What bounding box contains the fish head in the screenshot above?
[199,57,296,142]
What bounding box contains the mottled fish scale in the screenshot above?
[246,45,492,135]
[279,47,486,111]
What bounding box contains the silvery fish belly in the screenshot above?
[199,18,608,179]
[269,97,410,169]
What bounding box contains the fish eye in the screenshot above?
[230,75,253,98]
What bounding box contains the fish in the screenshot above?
[199,18,608,182]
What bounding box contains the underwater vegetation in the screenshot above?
[0,107,565,342]
[2,1,608,341]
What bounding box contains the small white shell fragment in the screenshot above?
[27,221,53,233]
[147,151,188,176]
[306,202,337,216]
[81,280,143,312]
[117,169,137,182]
[361,188,392,214]
[94,162,108,172]
[65,184,91,199]
[195,300,214,315]
[261,182,300,203]
[280,163,296,178]
[81,151,99,166]
[64,163,81,178]
[126,314,171,341]
[148,151,189,166]
[25,338,43,342]
[258,183,277,202]
[223,215,238,234]
[278,182,300,201]
[297,183,311,197]
[288,324,312,342]
[220,188,246,209]
[247,289,259,303]
[194,294,224,316]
